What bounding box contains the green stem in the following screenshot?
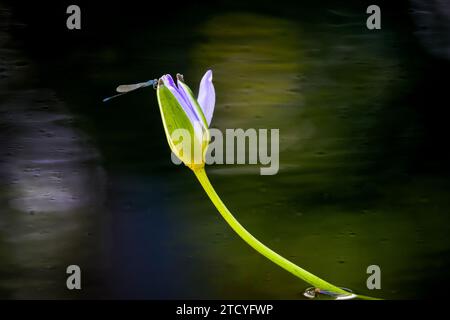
[193,167,356,298]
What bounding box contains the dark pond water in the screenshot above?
[1,0,450,299]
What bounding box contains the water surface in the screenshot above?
[1,1,449,299]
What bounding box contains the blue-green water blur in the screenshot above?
[1,1,450,299]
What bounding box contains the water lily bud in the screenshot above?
[156,70,215,170]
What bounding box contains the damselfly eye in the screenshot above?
[152,79,158,89]
[176,73,184,82]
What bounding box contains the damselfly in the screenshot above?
[103,79,158,102]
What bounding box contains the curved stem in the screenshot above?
[193,167,359,298]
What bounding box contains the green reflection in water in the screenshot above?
[175,12,450,299]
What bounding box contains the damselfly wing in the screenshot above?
[103,79,157,102]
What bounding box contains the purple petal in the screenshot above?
[177,79,207,127]
[161,74,176,88]
[161,74,200,125]
[197,70,215,126]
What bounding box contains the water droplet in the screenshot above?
[303,287,320,299]
[303,287,355,300]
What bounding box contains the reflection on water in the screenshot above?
[179,12,450,299]
[0,4,106,298]
[191,13,305,175]
[2,90,104,213]
[411,0,450,60]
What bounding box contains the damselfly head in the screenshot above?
[176,73,184,82]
